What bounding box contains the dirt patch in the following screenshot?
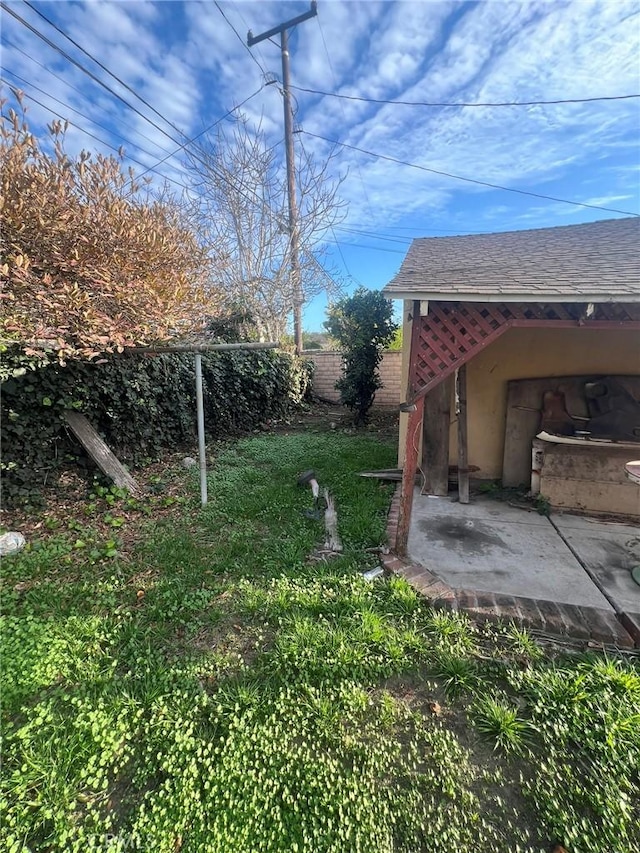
[0,451,196,563]
[278,402,400,442]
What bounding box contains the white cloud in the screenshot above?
[2,0,638,237]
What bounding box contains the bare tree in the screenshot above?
[185,119,346,342]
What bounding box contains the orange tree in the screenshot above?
[1,93,213,368]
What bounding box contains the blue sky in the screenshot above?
[2,0,639,331]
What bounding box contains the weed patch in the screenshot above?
[2,432,639,853]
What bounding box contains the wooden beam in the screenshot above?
[63,411,140,494]
[422,374,453,495]
[456,365,470,504]
[509,320,640,330]
[396,396,424,556]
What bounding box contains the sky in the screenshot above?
[2,0,639,332]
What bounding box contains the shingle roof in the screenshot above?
[383,217,640,302]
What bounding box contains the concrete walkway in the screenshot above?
[408,496,614,609]
[383,489,640,648]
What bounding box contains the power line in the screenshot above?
[331,228,355,279]
[326,238,407,256]
[292,85,640,109]
[214,1,266,76]
[1,2,190,152]
[230,0,271,74]
[1,36,178,158]
[338,224,494,237]
[2,4,281,215]
[3,67,265,192]
[2,67,176,166]
[370,224,490,233]
[22,0,189,140]
[303,130,640,217]
[134,85,265,181]
[335,226,413,245]
[315,14,376,225]
[0,79,192,190]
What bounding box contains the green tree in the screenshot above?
[387,327,403,350]
[325,288,397,426]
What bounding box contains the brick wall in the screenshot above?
[304,350,402,407]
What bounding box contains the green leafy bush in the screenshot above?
[1,349,312,505]
[325,288,397,426]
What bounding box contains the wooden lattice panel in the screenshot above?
[411,301,640,398]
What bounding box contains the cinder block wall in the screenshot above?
[304,350,402,407]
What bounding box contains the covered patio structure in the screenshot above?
[381,218,640,647]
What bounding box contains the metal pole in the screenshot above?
[194,353,208,506]
[280,27,303,356]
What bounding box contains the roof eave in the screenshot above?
[382,290,640,304]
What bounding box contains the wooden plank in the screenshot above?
[63,411,140,494]
[502,380,544,487]
[456,365,470,504]
[358,469,426,485]
[421,374,453,496]
[510,319,640,330]
[397,396,425,556]
[502,375,640,487]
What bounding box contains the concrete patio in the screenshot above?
[384,489,640,648]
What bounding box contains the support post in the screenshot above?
[195,354,208,507]
[397,397,424,556]
[248,2,317,356]
[396,300,425,555]
[456,364,470,504]
[422,374,453,495]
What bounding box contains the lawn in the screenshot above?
[1,429,639,853]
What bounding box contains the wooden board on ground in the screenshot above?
[358,469,425,485]
[63,410,140,494]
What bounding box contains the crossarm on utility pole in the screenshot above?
[247,2,317,45]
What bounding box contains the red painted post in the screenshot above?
[396,300,425,556]
[396,395,425,555]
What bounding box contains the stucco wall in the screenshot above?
[397,323,640,477]
[305,350,403,406]
[459,327,640,480]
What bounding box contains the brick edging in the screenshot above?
[382,486,637,649]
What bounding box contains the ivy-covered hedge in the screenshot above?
[1,350,312,505]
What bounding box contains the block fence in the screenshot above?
[304,350,402,406]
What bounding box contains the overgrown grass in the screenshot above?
[1,431,639,852]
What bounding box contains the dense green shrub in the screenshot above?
[1,349,312,505]
[325,288,397,426]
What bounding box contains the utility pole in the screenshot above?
[248,1,317,356]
